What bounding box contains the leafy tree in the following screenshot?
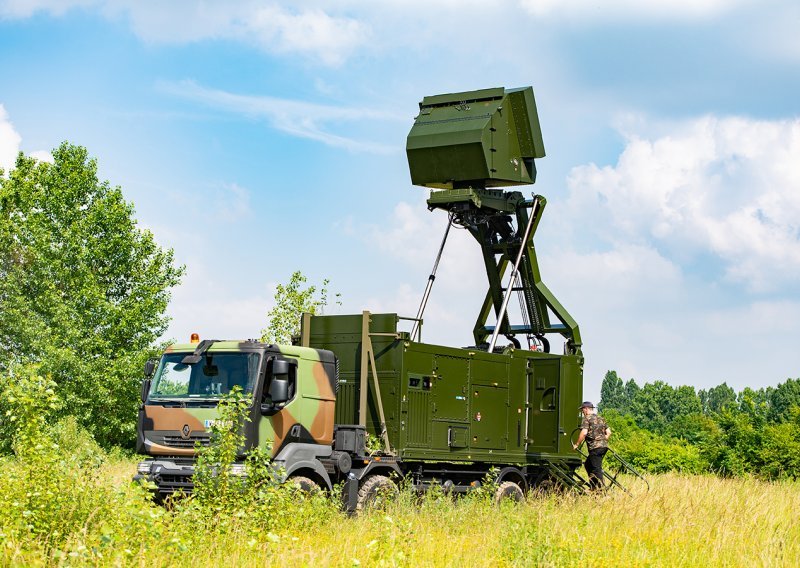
[623,379,640,410]
[603,410,709,474]
[599,370,625,412]
[737,387,771,424]
[699,382,737,414]
[0,143,183,447]
[595,374,800,479]
[755,409,800,479]
[767,378,800,423]
[628,381,702,434]
[260,271,340,345]
[669,412,721,446]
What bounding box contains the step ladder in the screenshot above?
[573,443,650,494]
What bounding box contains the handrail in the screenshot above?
[569,428,650,493]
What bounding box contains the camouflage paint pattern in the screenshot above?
[257,344,336,457]
[138,341,337,459]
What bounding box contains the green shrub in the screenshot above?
[604,410,709,474]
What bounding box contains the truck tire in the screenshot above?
[290,475,321,494]
[494,480,524,505]
[356,475,397,512]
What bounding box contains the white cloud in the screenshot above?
[0,105,52,174]
[342,195,492,345]
[0,0,96,18]
[705,300,800,336]
[1,0,764,71]
[244,5,368,66]
[0,104,22,174]
[28,150,54,163]
[159,80,399,153]
[0,1,370,66]
[566,115,800,293]
[518,0,751,20]
[163,255,270,342]
[543,243,683,313]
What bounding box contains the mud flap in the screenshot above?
[343,473,359,514]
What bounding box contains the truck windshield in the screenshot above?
[149,352,260,400]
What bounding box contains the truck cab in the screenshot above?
[135,339,338,501]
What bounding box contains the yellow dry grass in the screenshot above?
[6,457,799,567]
[132,472,799,568]
[268,474,799,567]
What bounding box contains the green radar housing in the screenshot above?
[406,87,545,189]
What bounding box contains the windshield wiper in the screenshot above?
[148,397,220,408]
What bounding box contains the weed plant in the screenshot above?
[1,367,798,566]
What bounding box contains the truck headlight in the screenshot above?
[137,461,152,475]
[230,463,247,476]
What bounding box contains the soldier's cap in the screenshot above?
[579,401,595,409]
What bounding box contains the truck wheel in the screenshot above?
[356,475,397,512]
[290,475,321,494]
[494,480,524,505]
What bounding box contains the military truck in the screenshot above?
[135,86,588,508]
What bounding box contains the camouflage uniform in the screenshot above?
[580,414,609,489]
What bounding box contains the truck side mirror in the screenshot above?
[272,359,290,376]
[144,359,157,378]
[263,359,292,408]
[269,378,290,403]
[141,378,151,403]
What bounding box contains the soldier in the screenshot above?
[572,401,612,490]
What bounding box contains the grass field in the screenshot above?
[2,455,798,567]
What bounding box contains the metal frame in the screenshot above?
[427,189,582,355]
[359,310,395,455]
[571,429,650,494]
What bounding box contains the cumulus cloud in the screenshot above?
[28,150,54,163]
[0,105,56,173]
[0,1,370,66]
[0,104,22,174]
[343,195,492,345]
[160,80,399,153]
[566,116,800,293]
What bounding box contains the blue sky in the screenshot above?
[1,0,798,401]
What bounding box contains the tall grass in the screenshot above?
[1,373,797,566]
[1,457,798,567]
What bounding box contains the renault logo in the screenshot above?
[181,424,191,438]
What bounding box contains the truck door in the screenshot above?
[526,358,560,453]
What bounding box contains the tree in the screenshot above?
[599,370,625,412]
[699,382,737,414]
[627,381,702,434]
[260,271,340,345]
[0,143,183,447]
[623,379,640,410]
[768,378,800,423]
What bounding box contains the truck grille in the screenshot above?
[161,434,211,448]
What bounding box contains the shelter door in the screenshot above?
[526,359,560,452]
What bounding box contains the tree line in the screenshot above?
[599,371,800,479]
